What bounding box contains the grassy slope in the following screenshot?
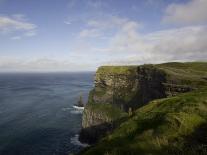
[82,88,207,155]
[97,66,138,75]
[156,62,207,87]
[97,62,207,88]
[81,62,207,155]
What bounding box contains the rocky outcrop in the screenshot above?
[136,65,167,107]
[90,66,139,111]
[79,63,206,144]
[80,103,126,143]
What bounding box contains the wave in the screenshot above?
[72,105,84,110]
[70,106,84,114]
[70,134,90,147]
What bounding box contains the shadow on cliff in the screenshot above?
[79,118,207,155]
[79,116,129,145]
[79,66,169,145]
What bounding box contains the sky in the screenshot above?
[0,0,207,71]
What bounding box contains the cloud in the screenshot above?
[64,21,72,25]
[0,14,37,38]
[67,0,106,10]
[79,28,101,38]
[105,25,207,65]
[0,57,95,72]
[86,0,106,9]
[75,16,207,66]
[78,16,140,38]
[2,16,207,71]
[163,0,207,25]
[24,31,36,37]
[11,36,21,40]
[87,16,129,29]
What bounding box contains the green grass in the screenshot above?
[80,62,207,155]
[97,62,207,88]
[97,66,138,75]
[81,88,207,155]
[156,62,207,88]
[157,62,207,73]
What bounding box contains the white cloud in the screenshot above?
[24,31,36,37]
[64,21,72,25]
[78,16,141,38]
[2,18,207,71]
[11,36,21,40]
[0,14,37,38]
[79,28,101,38]
[75,16,207,66]
[2,12,207,71]
[163,0,207,25]
[87,16,129,30]
[104,25,207,65]
[0,57,95,72]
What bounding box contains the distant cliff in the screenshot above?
[79,62,207,145]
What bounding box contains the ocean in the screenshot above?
[0,72,94,155]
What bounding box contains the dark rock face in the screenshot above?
[79,123,114,144]
[88,65,170,111]
[164,83,193,96]
[79,64,196,144]
[136,65,167,107]
[79,102,126,144]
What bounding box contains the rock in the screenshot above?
[79,103,127,144]
[79,63,206,144]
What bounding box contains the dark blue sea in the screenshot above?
[0,72,94,155]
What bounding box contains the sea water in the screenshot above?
[0,72,94,155]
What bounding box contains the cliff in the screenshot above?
[89,65,167,111]
[81,88,207,155]
[79,62,207,146]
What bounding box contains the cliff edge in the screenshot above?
[79,62,207,149]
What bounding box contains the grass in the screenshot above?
[97,66,138,75]
[80,62,207,155]
[81,88,207,155]
[156,62,207,88]
[157,62,207,73]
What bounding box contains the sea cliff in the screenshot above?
[79,62,207,154]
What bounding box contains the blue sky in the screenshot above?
[0,0,207,71]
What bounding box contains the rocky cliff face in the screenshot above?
[89,66,139,111]
[80,63,207,144]
[80,103,126,143]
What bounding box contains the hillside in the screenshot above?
[81,88,207,155]
[79,62,207,155]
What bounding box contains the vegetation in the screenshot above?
[80,62,207,155]
[97,66,138,75]
[81,88,207,155]
[156,62,207,88]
